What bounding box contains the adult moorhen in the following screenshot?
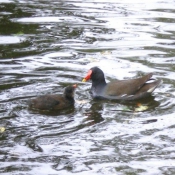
[82,67,162,101]
[29,84,77,110]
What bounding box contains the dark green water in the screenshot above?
[0,0,175,174]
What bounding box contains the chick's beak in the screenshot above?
[73,84,77,88]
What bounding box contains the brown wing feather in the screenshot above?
[29,95,69,110]
[105,73,153,96]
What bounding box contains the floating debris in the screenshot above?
[101,51,112,55]
[0,127,5,133]
[135,103,149,112]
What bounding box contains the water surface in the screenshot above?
[0,0,175,174]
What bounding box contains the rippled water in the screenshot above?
[0,0,175,174]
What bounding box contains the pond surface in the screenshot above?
[0,0,175,174]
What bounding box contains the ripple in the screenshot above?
[15,16,85,23]
[0,0,13,2]
[0,36,25,45]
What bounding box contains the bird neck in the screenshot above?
[64,94,75,104]
[91,78,106,97]
[92,78,107,88]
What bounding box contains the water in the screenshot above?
[0,0,175,174]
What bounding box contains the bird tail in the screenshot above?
[146,79,163,93]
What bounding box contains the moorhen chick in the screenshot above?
[82,67,162,101]
[29,84,77,110]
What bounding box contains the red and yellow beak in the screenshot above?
[82,70,92,82]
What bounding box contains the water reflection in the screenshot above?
[83,101,105,125]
